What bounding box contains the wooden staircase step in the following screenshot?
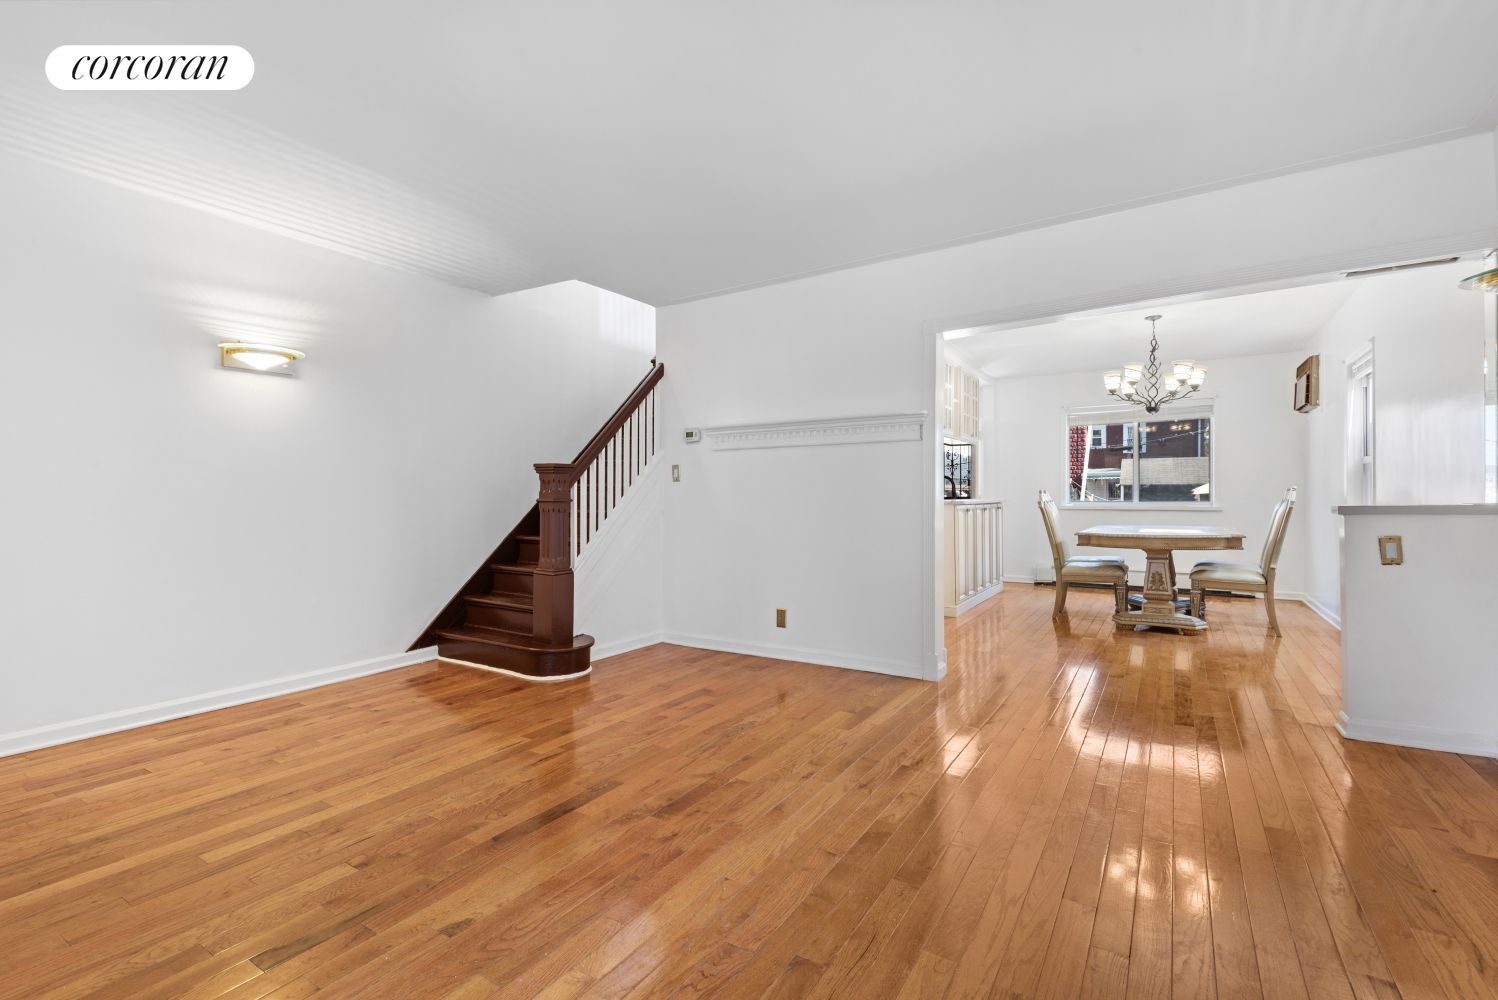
[464,592,533,610]
[462,591,534,630]
[432,624,593,679]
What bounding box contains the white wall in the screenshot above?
[1301,262,1488,622]
[657,134,1497,677]
[1339,509,1498,755]
[574,457,667,658]
[0,150,655,751]
[993,352,1309,594]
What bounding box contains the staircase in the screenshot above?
[412,361,664,679]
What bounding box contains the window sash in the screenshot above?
[1067,409,1213,505]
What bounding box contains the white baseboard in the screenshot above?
[1294,594,1341,630]
[591,630,668,661]
[0,646,439,759]
[439,656,591,682]
[1002,574,1037,584]
[662,630,924,680]
[1336,711,1496,756]
[945,581,1003,617]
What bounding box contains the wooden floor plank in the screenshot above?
[5,589,1495,1000]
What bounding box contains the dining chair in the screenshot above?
[1037,490,1129,618]
[1188,487,1297,636]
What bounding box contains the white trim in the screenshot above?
[438,656,591,683]
[1337,504,1498,516]
[945,581,1003,618]
[1063,504,1224,512]
[0,646,439,759]
[1295,594,1341,629]
[1003,574,1038,584]
[1336,711,1496,757]
[930,228,1498,335]
[923,330,944,682]
[663,630,924,680]
[590,631,668,661]
[704,412,927,450]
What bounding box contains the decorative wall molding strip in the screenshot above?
[704,412,927,451]
[0,646,438,759]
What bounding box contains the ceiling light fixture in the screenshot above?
[219,341,305,376]
[1457,262,1498,293]
[1101,315,1205,414]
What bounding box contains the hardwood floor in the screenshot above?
[6,588,1498,999]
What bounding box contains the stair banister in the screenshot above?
[413,360,663,678]
[532,360,665,645]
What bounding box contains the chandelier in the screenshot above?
[1102,315,1206,414]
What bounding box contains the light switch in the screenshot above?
[1378,535,1403,565]
[671,465,680,482]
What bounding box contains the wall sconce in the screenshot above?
[219,341,304,376]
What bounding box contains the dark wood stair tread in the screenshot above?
[513,534,541,542]
[490,562,536,575]
[463,592,533,610]
[432,624,594,653]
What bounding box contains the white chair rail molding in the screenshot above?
[700,412,927,450]
[1336,503,1498,756]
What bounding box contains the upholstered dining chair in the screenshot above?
[1037,490,1129,618]
[1189,487,1297,636]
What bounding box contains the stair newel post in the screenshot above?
[532,463,576,644]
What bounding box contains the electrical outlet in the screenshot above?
[776,608,786,628]
[671,465,680,482]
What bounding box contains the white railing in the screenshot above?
[944,500,1003,616]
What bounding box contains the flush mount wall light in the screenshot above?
[219,341,304,376]
[1101,315,1206,414]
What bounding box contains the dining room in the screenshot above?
[940,253,1493,637]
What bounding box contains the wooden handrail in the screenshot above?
[565,361,665,485]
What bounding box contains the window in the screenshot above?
[944,442,972,498]
[1066,406,1212,504]
[1348,346,1374,505]
[1486,288,1496,502]
[943,362,981,438]
[962,371,980,438]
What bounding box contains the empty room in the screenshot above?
[3,3,1498,999]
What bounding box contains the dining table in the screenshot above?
[1075,523,1247,633]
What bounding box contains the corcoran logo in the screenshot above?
[46,46,254,90]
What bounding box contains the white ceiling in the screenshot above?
[947,278,1363,380]
[2,1,1496,304]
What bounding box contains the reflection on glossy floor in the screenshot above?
[6,589,1498,999]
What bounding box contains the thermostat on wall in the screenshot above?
[684,428,702,443]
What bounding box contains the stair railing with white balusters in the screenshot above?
[943,499,1003,616]
[532,361,664,643]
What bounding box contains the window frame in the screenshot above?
[1347,343,1375,506]
[1061,401,1219,510]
